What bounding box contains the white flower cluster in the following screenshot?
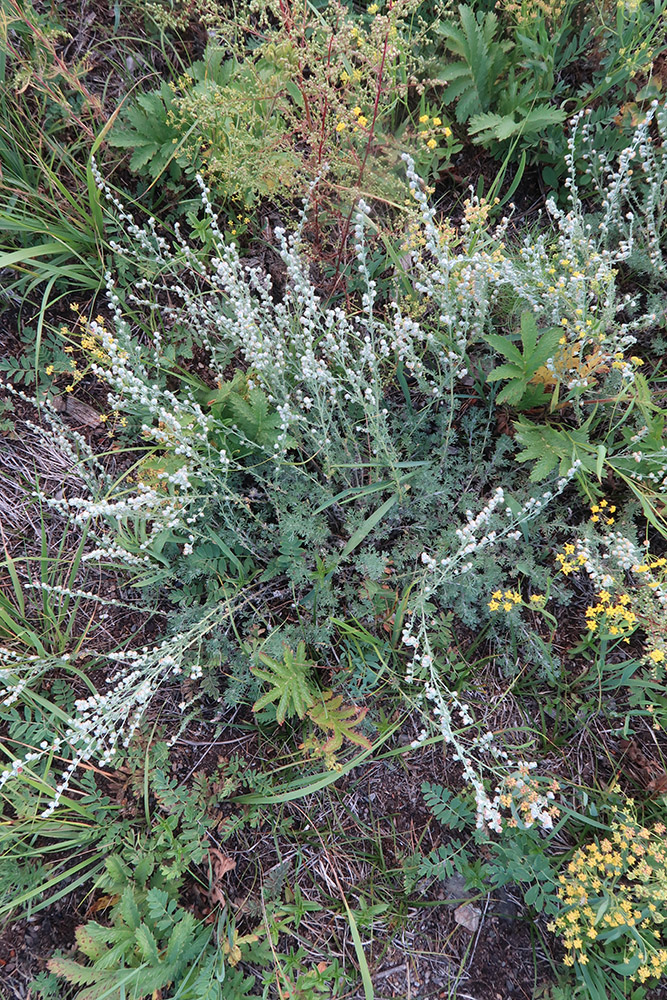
[403,101,667,396]
[75,124,667,576]
[417,462,581,599]
[576,532,667,608]
[402,464,583,832]
[403,629,556,833]
[572,101,667,277]
[81,161,473,534]
[0,614,219,815]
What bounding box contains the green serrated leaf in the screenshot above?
[519,310,538,356]
[118,886,141,931]
[135,922,160,963]
[495,379,529,406]
[486,363,525,382]
[165,911,198,963]
[104,855,131,888]
[484,333,525,364]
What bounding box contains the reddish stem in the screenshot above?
[329,6,393,296]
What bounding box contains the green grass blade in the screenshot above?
[342,898,374,1000]
[339,494,398,561]
[0,243,66,267]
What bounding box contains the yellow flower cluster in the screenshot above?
[400,215,427,253]
[416,113,451,151]
[585,590,637,639]
[488,588,547,613]
[551,820,667,984]
[499,773,560,829]
[352,105,368,128]
[54,311,128,433]
[590,498,616,525]
[488,588,521,612]
[463,195,499,228]
[495,0,567,27]
[554,543,587,575]
[337,105,371,134]
[226,214,250,237]
[610,353,644,371]
[632,555,667,592]
[56,318,86,393]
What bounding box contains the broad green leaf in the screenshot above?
[519,310,539,356]
[495,378,529,406]
[486,363,525,382]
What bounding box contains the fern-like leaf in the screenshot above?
[251,642,316,724]
[469,105,566,144]
[307,690,372,753]
[46,956,103,989]
[436,5,510,122]
[422,782,476,830]
[108,83,182,180]
[514,417,596,481]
